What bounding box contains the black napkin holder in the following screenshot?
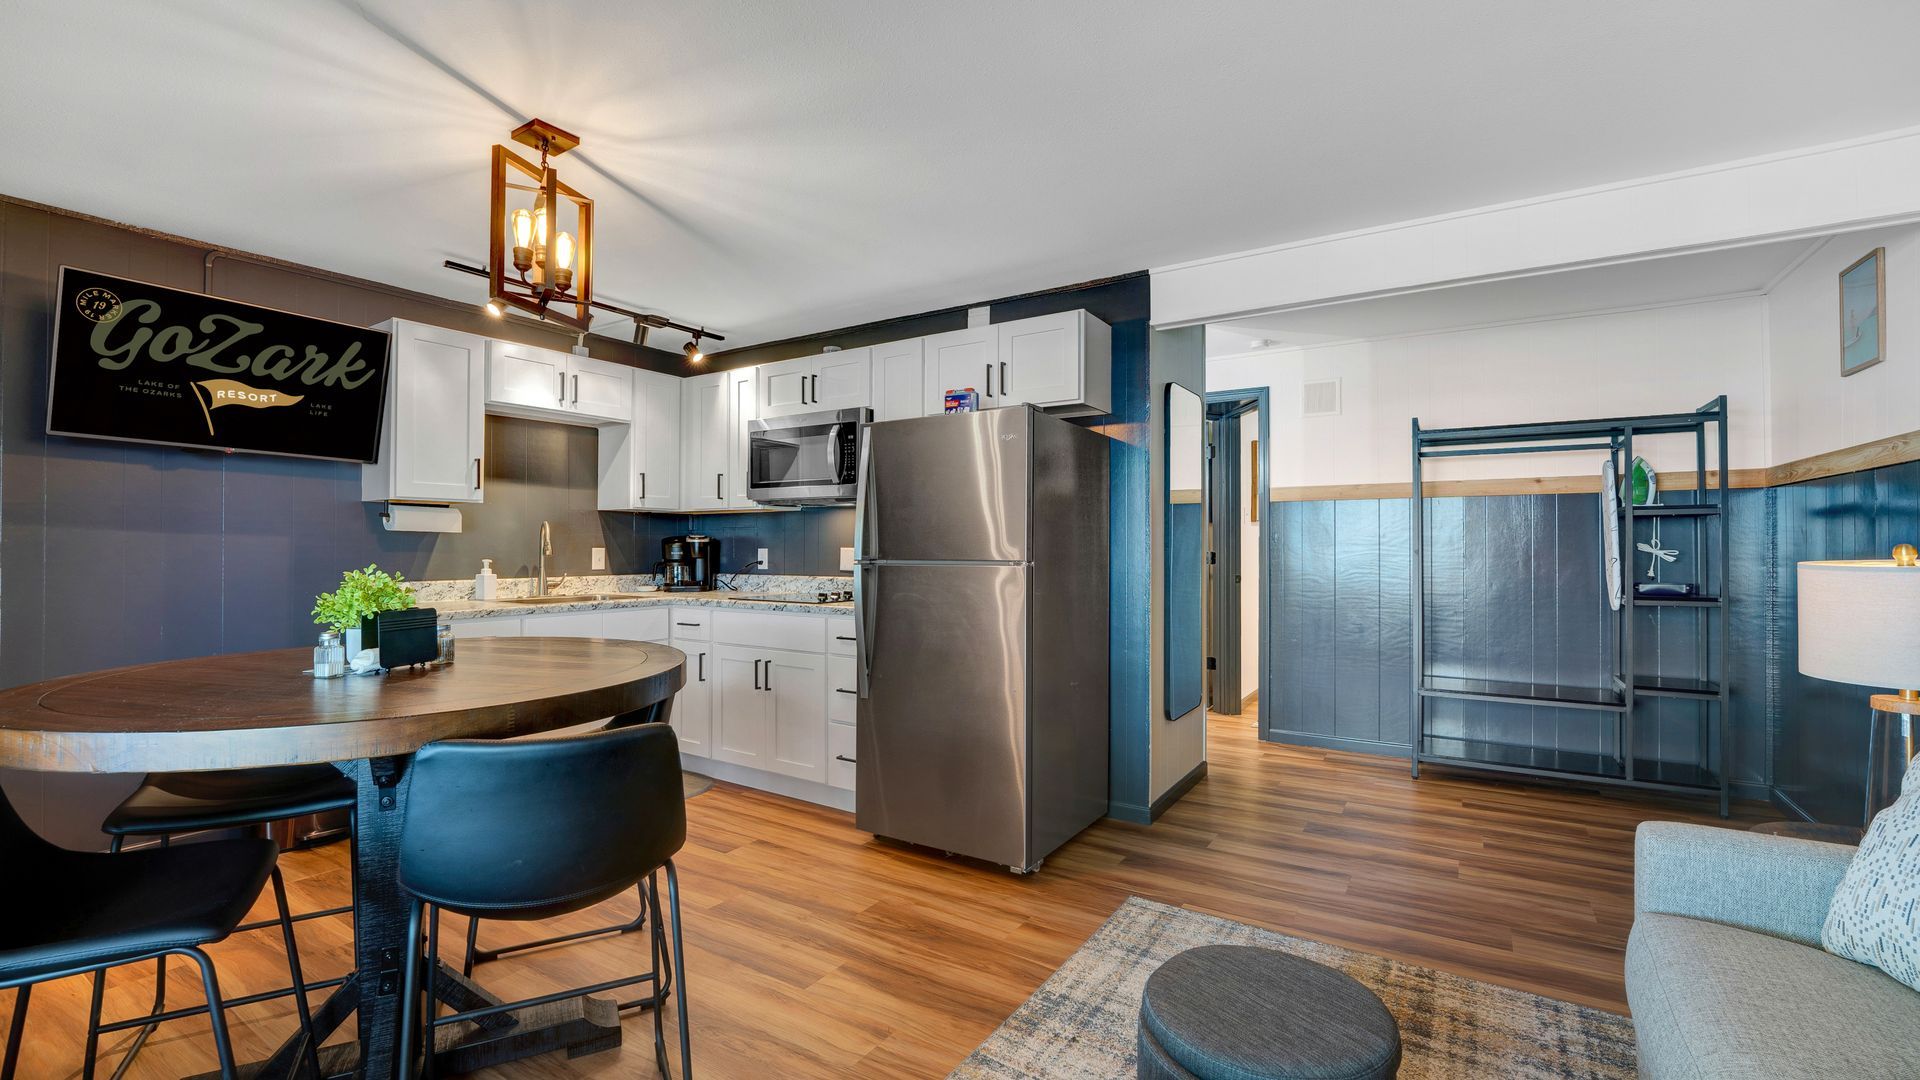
[376,607,440,668]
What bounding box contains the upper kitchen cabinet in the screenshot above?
[923,325,998,414]
[920,311,1111,417]
[996,310,1110,416]
[680,370,731,511]
[484,340,633,424]
[869,337,925,422]
[727,365,767,509]
[758,348,871,416]
[362,319,486,504]
[597,368,682,511]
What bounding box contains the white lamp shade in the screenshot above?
[1798,560,1920,689]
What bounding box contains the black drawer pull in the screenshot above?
[676,621,702,627]
[834,755,856,764]
[834,688,856,695]
[834,635,855,642]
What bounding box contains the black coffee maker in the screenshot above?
[660,534,718,592]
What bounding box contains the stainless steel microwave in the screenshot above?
[748,407,870,505]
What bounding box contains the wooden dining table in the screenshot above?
[0,635,685,1079]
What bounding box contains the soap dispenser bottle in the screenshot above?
[475,558,498,601]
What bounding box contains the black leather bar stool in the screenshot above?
[98,763,355,1077]
[0,788,320,1080]
[395,721,692,1079]
[459,701,673,979]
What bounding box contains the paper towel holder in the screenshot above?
[380,502,464,533]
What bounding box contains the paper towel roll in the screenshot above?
[380,503,464,533]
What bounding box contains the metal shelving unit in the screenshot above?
[1410,396,1731,816]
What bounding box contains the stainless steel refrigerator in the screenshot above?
[853,405,1109,873]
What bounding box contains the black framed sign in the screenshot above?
[47,267,391,463]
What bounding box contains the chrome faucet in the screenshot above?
[536,521,554,596]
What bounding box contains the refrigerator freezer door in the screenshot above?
[865,409,1030,563]
[856,561,1031,869]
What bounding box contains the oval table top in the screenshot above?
[0,637,685,773]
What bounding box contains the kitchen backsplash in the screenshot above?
[408,573,853,604]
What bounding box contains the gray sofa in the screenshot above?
[1626,822,1920,1079]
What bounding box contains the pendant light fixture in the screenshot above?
[483,118,593,330]
[446,117,726,353]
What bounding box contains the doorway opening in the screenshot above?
[1204,388,1269,726]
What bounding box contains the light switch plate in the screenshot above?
[840,547,855,571]
[757,547,770,572]
[591,546,606,571]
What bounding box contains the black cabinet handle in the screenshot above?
[985,363,993,397]
[834,635,855,642]
[752,658,762,690]
[811,373,819,403]
[834,755,856,764]
[1000,360,1007,397]
[676,621,702,627]
[764,661,774,693]
[473,457,483,491]
[834,688,855,695]
[698,652,706,681]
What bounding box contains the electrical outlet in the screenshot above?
[757,547,770,572]
[840,547,855,571]
[591,546,606,571]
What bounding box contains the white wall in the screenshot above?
[1768,224,1920,464]
[1207,296,1770,487]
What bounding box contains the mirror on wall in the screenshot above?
[1164,383,1205,720]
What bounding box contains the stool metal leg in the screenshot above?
[104,834,170,1080]
[269,867,323,1079]
[83,969,107,1080]
[180,947,238,1080]
[2,985,30,1080]
[396,902,427,1080]
[665,859,692,1079]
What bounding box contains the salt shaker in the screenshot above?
[312,630,346,678]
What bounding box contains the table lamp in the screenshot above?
[1798,543,1920,824]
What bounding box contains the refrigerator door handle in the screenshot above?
[855,562,875,699]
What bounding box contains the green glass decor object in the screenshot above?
[1628,456,1658,506]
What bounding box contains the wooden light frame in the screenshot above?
[488,119,594,332]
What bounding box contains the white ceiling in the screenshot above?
[1205,237,1821,355]
[6,2,1920,352]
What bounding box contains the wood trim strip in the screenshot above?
[1266,430,1920,502]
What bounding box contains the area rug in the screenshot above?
[683,772,715,798]
[951,897,1636,1079]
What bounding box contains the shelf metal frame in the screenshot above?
[1410,395,1731,815]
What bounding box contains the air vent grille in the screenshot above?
[1302,378,1341,417]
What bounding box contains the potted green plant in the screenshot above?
[313,565,417,656]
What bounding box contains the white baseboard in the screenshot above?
[679,753,854,813]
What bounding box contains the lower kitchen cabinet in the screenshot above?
[444,606,853,807]
[710,643,825,783]
[670,631,712,755]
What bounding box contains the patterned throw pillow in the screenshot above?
[1823,752,1920,991]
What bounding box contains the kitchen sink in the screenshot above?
[500,592,658,605]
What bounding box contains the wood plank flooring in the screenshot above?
[1,714,1773,1078]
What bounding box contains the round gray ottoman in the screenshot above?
[1138,945,1401,1080]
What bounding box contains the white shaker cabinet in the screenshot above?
[679,371,731,511]
[486,340,632,424]
[869,337,926,422]
[361,319,486,505]
[726,366,762,509]
[996,310,1111,416]
[598,368,682,511]
[922,325,999,414]
[759,349,871,415]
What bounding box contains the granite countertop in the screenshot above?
[431,590,853,621]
